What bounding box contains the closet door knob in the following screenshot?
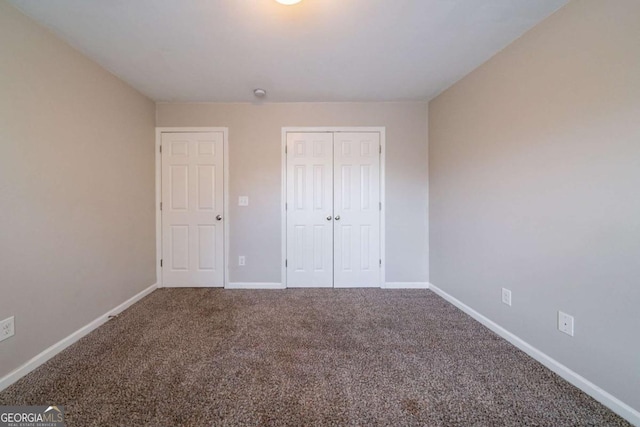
[216,215,223,221]
[326,216,332,221]
[334,215,341,221]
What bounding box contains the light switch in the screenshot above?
[238,196,249,206]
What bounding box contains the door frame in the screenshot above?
[281,127,386,288]
[155,127,230,288]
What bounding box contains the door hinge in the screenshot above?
[159,145,162,153]
[160,202,162,211]
[285,145,288,154]
[379,145,382,154]
[379,202,382,211]
[285,202,288,210]
[285,259,288,267]
[379,259,382,267]
[160,259,163,267]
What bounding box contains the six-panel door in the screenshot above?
[333,132,381,288]
[286,132,334,287]
[161,132,224,287]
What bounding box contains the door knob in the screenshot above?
[326,216,332,221]
[216,215,223,221]
[334,215,341,221]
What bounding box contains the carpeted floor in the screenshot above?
[0,289,630,426]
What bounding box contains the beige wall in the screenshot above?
[0,1,156,380]
[157,102,429,284]
[429,0,640,414]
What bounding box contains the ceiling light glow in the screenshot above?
[275,0,302,5]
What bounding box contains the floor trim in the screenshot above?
[0,283,158,392]
[429,283,640,426]
[226,282,285,290]
[160,284,224,288]
[383,282,430,289]
[334,285,380,289]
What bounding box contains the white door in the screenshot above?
[333,132,381,288]
[285,131,381,288]
[161,132,224,287]
[286,132,334,287]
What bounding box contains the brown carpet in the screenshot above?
[0,289,630,426]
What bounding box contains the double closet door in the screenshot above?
[286,131,381,288]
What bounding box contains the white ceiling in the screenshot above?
[9,0,567,102]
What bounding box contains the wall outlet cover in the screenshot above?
[239,196,249,206]
[0,316,15,342]
[238,256,246,266]
[501,288,512,306]
[558,311,574,336]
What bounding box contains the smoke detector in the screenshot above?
[253,88,267,98]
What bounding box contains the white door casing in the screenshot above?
[333,132,381,288]
[286,132,334,288]
[161,131,225,287]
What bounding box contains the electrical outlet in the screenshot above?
[0,316,15,342]
[558,311,574,336]
[501,288,512,306]
[238,256,246,266]
[238,196,249,206]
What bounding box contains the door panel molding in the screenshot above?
[285,132,334,287]
[281,127,386,288]
[156,127,229,288]
[333,132,381,288]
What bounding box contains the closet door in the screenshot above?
[333,132,381,288]
[162,131,225,287]
[286,132,334,287]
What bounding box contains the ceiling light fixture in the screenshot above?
[253,88,267,98]
[275,0,302,5]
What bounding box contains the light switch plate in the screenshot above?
[238,196,249,206]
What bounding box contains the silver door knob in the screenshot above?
[326,216,332,221]
[216,215,223,221]
[335,215,341,221]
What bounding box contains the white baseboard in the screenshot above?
[334,284,380,289]
[159,284,224,288]
[226,282,285,290]
[0,283,158,392]
[383,282,430,289]
[428,283,640,426]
